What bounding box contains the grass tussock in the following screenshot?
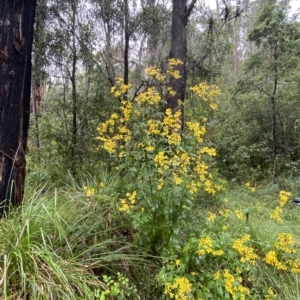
[0,183,157,299]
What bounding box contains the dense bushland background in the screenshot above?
[1,0,300,299]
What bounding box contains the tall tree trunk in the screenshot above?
[147,0,159,64]
[271,46,278,183]
[168,0,196,130]
[0,0,37,216]
[31,0,47,162]
[124,0,129,90]
[32,81,41,157]
[216,0,219,14]
[71,3,77,159]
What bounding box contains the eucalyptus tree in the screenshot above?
[0,0,37,216]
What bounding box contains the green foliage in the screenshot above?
[208,0,300,182]
[94,272,138,300]
[27,70,120,183]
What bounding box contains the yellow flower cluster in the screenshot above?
[287,259,300,273]
[145,108,182,145]
[234,209,246,221]
[154,152,168,169]
[270,206,283,224]
[204,179,223,195]
[157,177,164,190]
[279,190,291,206]
[219,208,231,217]
[168,58,184,66]
[145,67,166,81]
[111,77,132,97]
[168,132,182,145]
[145,142,155,152]
[186,121,206,143]
[194,160,208,181]
[245,182,255,192]
[190,82,221,110]
[119,191,137,212]
[265,287,277,300]
[164,277,192,300]
[270,190,291,223]
[173,173,183,185]
[222,225,228,231]
[145,59,183,83]
[168,58,183,79]
[146,119,160,135]
[264,251,287,270]
[206,211,217,222]
[96,102,132,154]
[214,271,221,280]
[136,87,161,105]
[199,147,217,156]
[168,87,177,96]
[168,69,181,79]
[210,103,218,110]
[232,234,259,264]
[275,233,296,254]
[83,185,95,196]
[163,109,182,132]
[143,110,221,191]
[197,236,224,256]
[223,269,250,300]
[190,82,221,100]
[120,100,132,123]
[262,233,300,273]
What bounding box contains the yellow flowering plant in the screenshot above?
[157,190,300,300]
[96,62,222,254]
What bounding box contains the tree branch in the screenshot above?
[249,82,273,99]
[186,53,210,72]
[185,0,197,19]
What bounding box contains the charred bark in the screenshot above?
[0,0,36,216]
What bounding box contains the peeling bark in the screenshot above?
[0,0,37,216]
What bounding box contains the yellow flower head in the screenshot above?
[275,233,296,254]
[164,277,192,300]
[232,234,258,264]
[207,211,217,222]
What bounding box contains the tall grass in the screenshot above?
[0,181,152,299]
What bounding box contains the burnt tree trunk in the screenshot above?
[168,0,196,129]
[0,0,36,216]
